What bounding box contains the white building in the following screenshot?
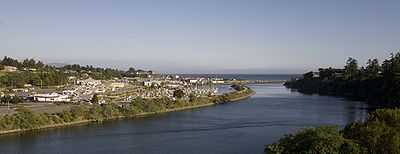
[3,66,17,72]
[189,79,199,84]
[143,80,161,87]
[111,82,125,88]
[212,80,225,84]
[77,78,101,86]
[33,93,71,102]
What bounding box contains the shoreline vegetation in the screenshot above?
[265,108,400,154]
[284,53,400,107]
[0,86,255,135]
[267,52,400,153]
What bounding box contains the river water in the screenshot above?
[0,83,368,154]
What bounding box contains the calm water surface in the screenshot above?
[0,84,368,154]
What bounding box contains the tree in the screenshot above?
[189,93,196,102]
[303,71,314,80]
[381,53,400,102]
[319,68,334,80]
[36,61,45,68]
[173,89,185,99]
[265,126,361,154]
[365,59,382,79]
[127,67,136,73]
[267,108,400,154]
[1,56,19,67]
[344,57,359,80]
[91,94,99,104]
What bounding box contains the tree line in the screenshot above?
[284,52,400,106]
[0,56,152,88]
[0,56,45,69]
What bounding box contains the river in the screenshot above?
[0,83,368,154]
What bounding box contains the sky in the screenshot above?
[0,0,399,74]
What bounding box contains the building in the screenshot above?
[95,89,106,93]
[33,93,71,102]
[212,80,225,84]
[24,84,33,88]
[189,79,199,84]
[12,88,29,92]
[77,78,101,86]
[143,80,161,87]
[111,82,125,88]
[3,66,17,72]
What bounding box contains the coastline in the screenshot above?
[0,87,255,136]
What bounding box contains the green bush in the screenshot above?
[265,126,362,154]
[266,108,400,154]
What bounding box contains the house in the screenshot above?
[62,89,77,96]
[95,89,106,93]
[68,76,77,80]
[136,70,152,75]
[212,80,225,84]
[33,93,71,102]
[312,72,320,78]
[189,79,199,84]
[166,84,180,88]
[23,68,37,72]
[12,88,29,92]
[111,82,125,88]
[143,80,161,87]
[77,78,101,86]
[136,70,153,78]
[3,66,17,72]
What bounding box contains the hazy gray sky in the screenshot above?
[0,0,398,73]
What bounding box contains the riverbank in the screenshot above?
[265,108,400,154]
[284,79,388,106]
[0,86,255,135]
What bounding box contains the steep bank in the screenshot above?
[0,86,255,135]
[284,79,386,106]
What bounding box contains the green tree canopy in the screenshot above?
[91,94,99,104]
[365,58,382,79]
[344,57,359,80]
[266,108,400,154]
[173,89,185,99]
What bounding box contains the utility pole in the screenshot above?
[7,96,9,114]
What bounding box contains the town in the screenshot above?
[0,56,233,114]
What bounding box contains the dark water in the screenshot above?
[0,84,368,154]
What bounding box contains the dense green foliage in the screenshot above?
[265,108,400,154]
[213,86,255,103]
[1,56,45,69]
[0,87,254,132]
[0,96,23,104]
[0,70,69,88]
[60,64,125,80]
[284,53,400,106]
[0,56,152,88]
[91,94,99,104]
[173,89,185,99]
[231,84,246,91]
